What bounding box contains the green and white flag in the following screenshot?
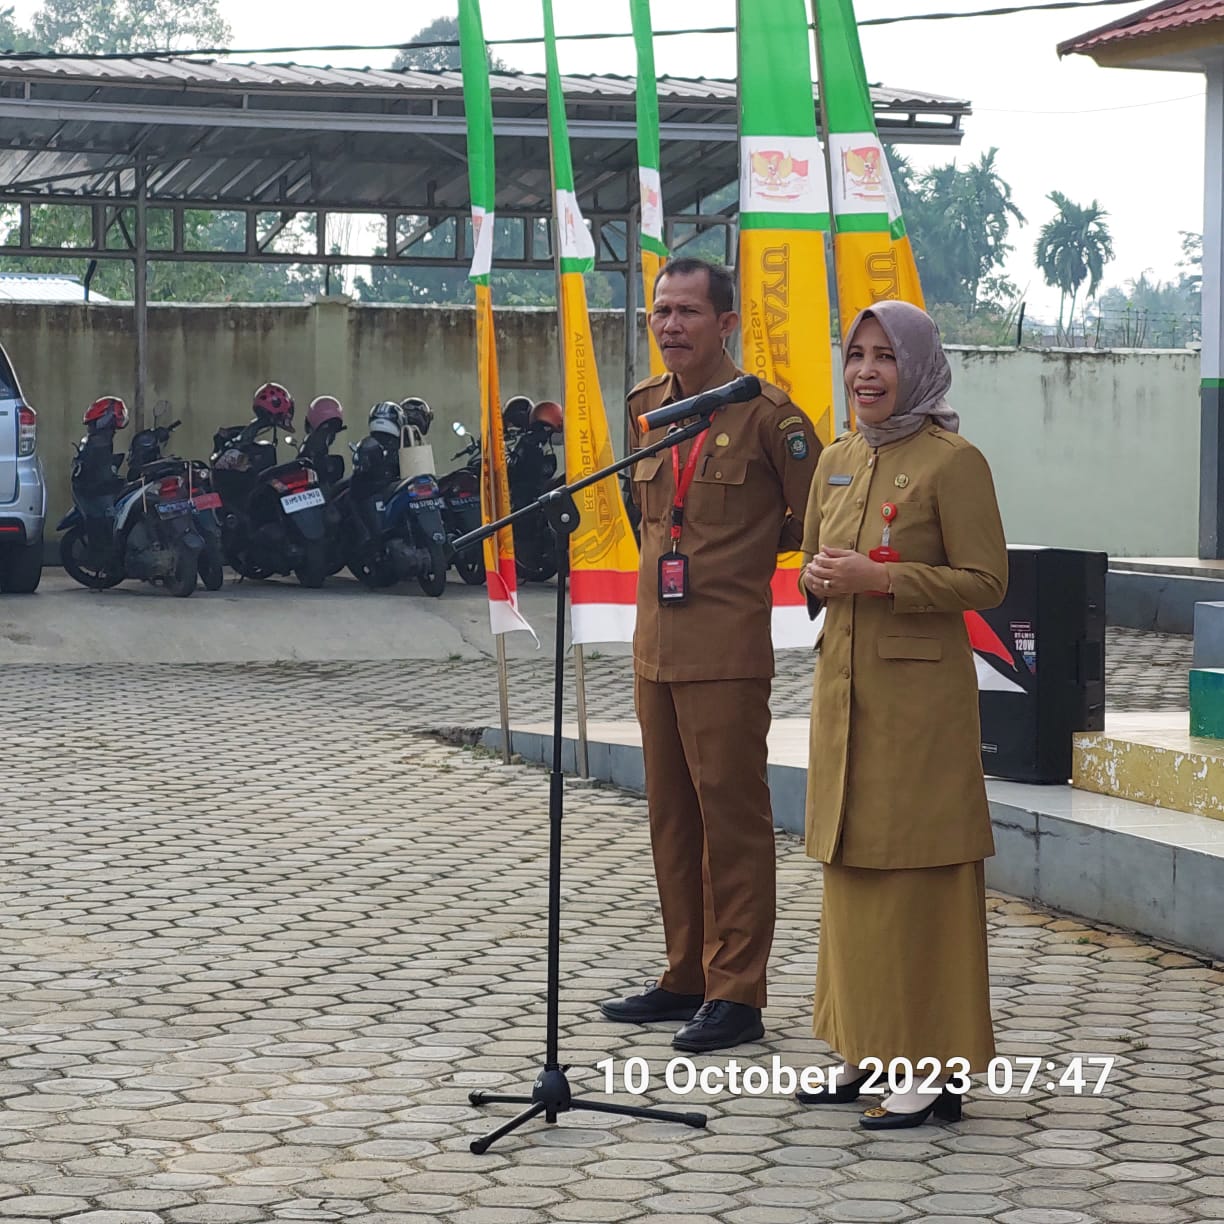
[630,0,667,375]
[630,0,665,259]
[812,0,925,321]
[543,0,597,273]
[460,0,495,282]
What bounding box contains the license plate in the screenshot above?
[410,497,445,512]
[157,499,191,517]
[281,489,325,513]
[192,492,222,511]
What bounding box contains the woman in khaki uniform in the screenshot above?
[798,300,1007,1129]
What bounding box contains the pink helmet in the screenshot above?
[306,395,344,434]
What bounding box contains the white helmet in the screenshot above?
[368,400,404,439]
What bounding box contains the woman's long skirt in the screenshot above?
[812,859,996,1072]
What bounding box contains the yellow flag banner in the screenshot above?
[560,271,640,642]
[545,0,638,643]
[476,283,532,635]
[738,0,835,651]
[641,247,666,377]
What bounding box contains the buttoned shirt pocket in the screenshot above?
[632,454,667,521]
[690,457,748,524]
[878,636,942,661]
[878,495,941,561]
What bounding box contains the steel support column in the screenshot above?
[134,154,149,432]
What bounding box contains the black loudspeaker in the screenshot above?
[972,546,1107,784]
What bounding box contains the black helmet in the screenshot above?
[399,397,433,436]
[503,395,532,432]
[369,400,405,439]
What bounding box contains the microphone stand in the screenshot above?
[452,411,716,1154]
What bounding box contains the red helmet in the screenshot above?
[306,395,344,434]
[84,395,129,432]
[253,382,294,423]
[530,399,564,432]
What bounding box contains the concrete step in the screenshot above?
[1074,711,1224,821]
[487,717,1224,964]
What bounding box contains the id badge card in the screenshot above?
[659,552,689,605]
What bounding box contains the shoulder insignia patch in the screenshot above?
[778,414,803,431]
[786,431,809,461]
[627,373,671,399]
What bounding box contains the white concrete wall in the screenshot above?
[0,298,1199,557]
[944,346,1200,558]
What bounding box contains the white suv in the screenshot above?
[0,342,45,592]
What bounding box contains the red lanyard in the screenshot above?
[670,428,710,545]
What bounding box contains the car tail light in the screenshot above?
[158,475,185,499]
[17,405,35,456]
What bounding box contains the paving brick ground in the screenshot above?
[0,628,1217,1223]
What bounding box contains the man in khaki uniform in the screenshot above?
[599,257,820,1053]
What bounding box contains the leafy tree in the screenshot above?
[0,2,347,301]
[1034,191,1114,343]
[1091,265,1199,349]
[888,148,1023,313]
[926,300,1021,347]
[393,16,508,72]
[1177,230,1202,317]
[30,0,230,53]
[0,5,36,51]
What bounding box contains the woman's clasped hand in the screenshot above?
[801,546,890,598]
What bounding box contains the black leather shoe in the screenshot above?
[599,983,704,1024]
[795,1066,875,1105]
[859,1087,962,1130]
[671,1000,764,1052]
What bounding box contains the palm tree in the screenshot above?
[1035,192,1115,343]
[960,150,1026,311]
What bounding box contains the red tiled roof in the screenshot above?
[1059,0,1224,56]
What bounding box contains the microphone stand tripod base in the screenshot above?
[468,1067,706,1155]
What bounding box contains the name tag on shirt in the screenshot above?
[828,474,852,486]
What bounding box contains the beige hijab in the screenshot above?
[845,300,960,448]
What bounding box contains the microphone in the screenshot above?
[636,374,762,433]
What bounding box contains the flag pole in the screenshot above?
[496,631,511,764]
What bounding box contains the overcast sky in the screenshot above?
[11,0,1202,319]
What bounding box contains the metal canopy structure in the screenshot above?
[0,58,968,266]
[0,57,969,419]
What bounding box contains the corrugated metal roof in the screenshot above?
[0,58,967,111]
[0,58,966,217]
[0,273,109,301]
[1059,0,1224,56]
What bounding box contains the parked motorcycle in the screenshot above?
[58,396,205,598]
[438,422,485,586]
[298,395,349,577]
[210,382,335,588]
[342,399,448,596]
[124,410,225,590]
[506,397,565,583]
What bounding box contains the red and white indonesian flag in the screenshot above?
[544,0,639,643]
[461,0,534,639]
